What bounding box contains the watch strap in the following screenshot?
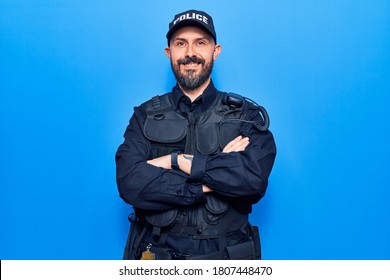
[171,151,180,170]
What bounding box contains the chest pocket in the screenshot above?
[195,105,244,155]
[143,94,248,155]
[195,122,219,154]
[143,111,188,143]
[195,121,242,155]
[218,121,243,150]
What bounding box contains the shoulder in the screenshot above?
[219,91,264,111]
[138,92,173,112]
[223,91,271,131]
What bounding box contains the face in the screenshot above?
[165,26,221,91]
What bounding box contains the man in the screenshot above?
[115,10,276,260]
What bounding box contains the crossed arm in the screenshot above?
[116,106,276,210]
[147,136,250,193]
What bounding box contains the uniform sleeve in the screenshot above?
[115,107,206,211]
[188,109,277,203]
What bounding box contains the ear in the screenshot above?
[164,47,171,59]
[213,44,222,61]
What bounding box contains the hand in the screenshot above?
[147,154,171,169]
[222,135,250,153]
[147,155,213,194]
[202,184,213,193]
[147,153,193,174]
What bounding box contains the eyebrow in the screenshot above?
[173,36,212,42]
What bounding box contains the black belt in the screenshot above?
[172,250,223,260]
[151,239,256,260]
[151,247,224,260]
[165,218,249,238]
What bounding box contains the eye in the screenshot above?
[175,41,186,47]
[197,40,207,46]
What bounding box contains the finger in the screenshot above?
[223,136,243,152]
[223,135,242,151]
[230,137,249,152]
[228,137,249,151]
[223,136,248,152]
[146,155,171,169]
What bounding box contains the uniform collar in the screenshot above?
[172,80,218,112]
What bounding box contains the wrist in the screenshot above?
[171,151,181,170]
[179,154,193,175]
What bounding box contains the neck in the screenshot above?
[179,78,211,102]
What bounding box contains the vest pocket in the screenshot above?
[144,118,187,143]
[218,121,242,149]
[226,240,256,260]
[144,209,178,228]
[196,123,220,154]
[203,195,229,225]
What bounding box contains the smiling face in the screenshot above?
[165,26,221,93]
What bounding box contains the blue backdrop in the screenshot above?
[1,0,389,260]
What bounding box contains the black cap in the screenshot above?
[166,10,216,44]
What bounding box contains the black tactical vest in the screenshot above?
[140,91,269,238]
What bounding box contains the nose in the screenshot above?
[185,44,195,57]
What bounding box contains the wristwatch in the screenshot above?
[171,151,180,170]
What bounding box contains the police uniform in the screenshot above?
[115,80,276,259]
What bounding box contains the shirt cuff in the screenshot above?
[188,183,207,203]
[188,152,208,183]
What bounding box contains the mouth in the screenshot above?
[180,62,201,73]
[183,62,201,67]
[177,56,205,66]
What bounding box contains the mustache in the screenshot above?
[177,56,205,65]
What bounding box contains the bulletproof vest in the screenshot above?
[140,91,269,238]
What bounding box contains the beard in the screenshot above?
[171,56,213,91]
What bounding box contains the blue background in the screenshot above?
[1,0,389,260]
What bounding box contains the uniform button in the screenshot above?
[197,229,202,234]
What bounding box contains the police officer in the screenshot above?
[115,9,276,260]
